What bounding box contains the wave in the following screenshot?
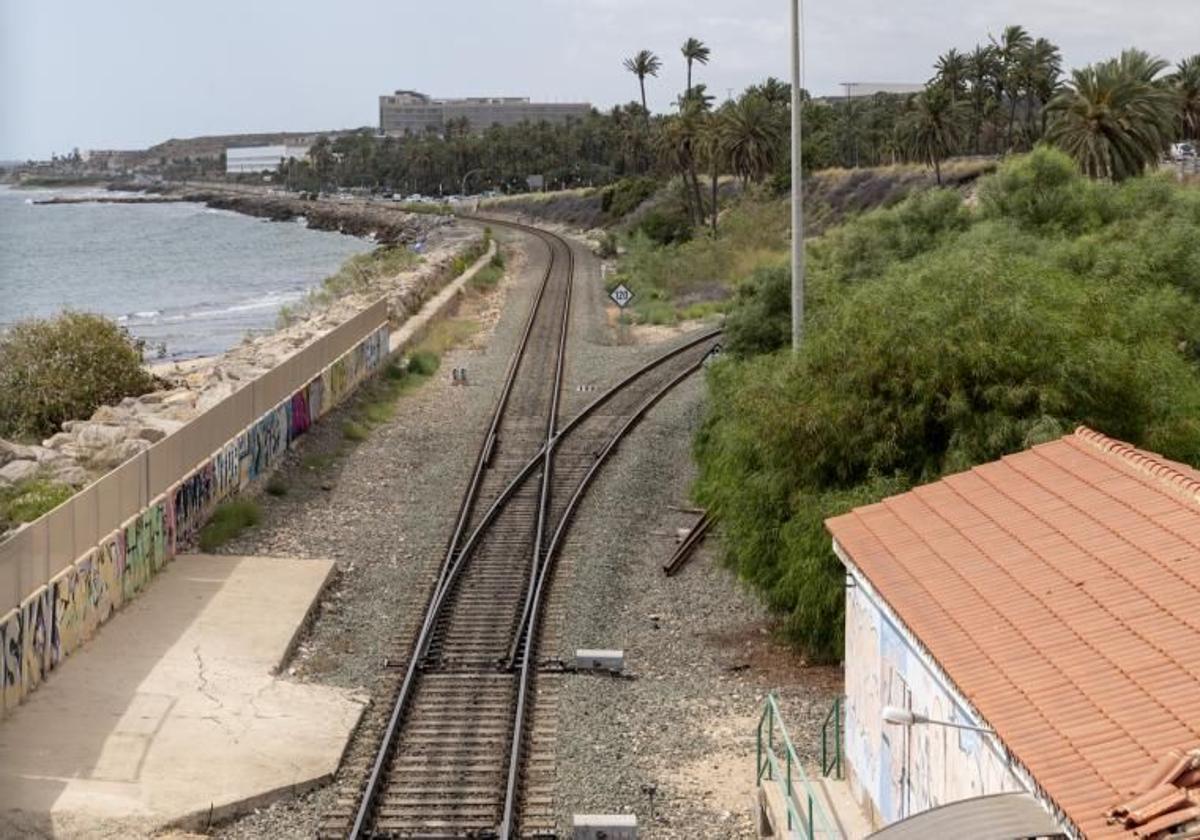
[122,290,307,326]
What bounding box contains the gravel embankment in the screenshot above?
[550,373,842,839]
[208,222,840,838]
[209,225,548,838]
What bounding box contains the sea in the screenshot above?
[0,185,374,360]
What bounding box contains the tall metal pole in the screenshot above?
[790,0,806,351]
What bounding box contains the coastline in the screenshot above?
[1,194,479,522]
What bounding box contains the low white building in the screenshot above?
[826,426,1200,839]
[225,145,310,175]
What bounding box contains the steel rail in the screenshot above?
[348,218,567,840]
[498,344,719,838]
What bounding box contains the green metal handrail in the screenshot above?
[821,696,843,779]
[756,693,839,839]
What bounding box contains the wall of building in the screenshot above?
[842,564,1023,829]
[0,318,389,719]
[378,95,590,136]
[226,145,309,174]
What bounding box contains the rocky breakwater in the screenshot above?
[176,188,447,244]
[0,218,480,533]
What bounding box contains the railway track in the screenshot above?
[327,216,721,839]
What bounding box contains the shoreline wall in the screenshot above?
[0,301,390,717]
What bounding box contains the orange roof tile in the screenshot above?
[827,427,1200,840]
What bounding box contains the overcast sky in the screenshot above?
[2,0,1196,160]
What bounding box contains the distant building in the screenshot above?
[225,144,310,175]
[379,90,591,136]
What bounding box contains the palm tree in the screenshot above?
[719,93,786,185]
[932,49,968,101]
[1046,50,1177,180]
[991,25,1034,150]
[1023,38,1063,142]
[901,87,967,185]
[750,77,792,108]
[699,108,728,235]
[966,44,1000,152]
[623,49,663,119]
[1168,54,1200,140]
[656,102,707,225]
[681,37,711,96]
[677,83,716,113]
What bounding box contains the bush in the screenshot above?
[695,155,1200,662]
[638,208,693,246]
[406,351,440,376]
[602,176,659,219]
[198,500,261,552]
[724,266,793,356]
[0,312,158,440]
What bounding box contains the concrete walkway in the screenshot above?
[0,554,366,839]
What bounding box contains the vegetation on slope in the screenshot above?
[694,149,1200,661]
[0,312,159,440]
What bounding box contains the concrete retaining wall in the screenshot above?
[0,302,390,718]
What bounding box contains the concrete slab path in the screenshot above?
[0,554,366,839]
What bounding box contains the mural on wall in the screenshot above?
[1,608,21,713]
[843,580,1020,828]
[0,322,389,716]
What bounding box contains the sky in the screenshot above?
[2,0,1196,161]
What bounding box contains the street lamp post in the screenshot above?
[882,705,995,735]
[790,0,806,352]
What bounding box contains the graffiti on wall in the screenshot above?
[843,580,1020,828]
[1,322,389,718]
[173,463,215,543]
[1,608,21,712]
[20,586,51,695]
[122,500,170,601]
[51,563,86,667]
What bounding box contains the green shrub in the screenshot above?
[695,155,1200,662]
[198,500,261,552]
[724,266,793,356]
[342,420,369,441]
[638,208,693,246]
[0,312,158,440]
[0,479,74,531]
[407,351,440,376]
[603,176,659,219]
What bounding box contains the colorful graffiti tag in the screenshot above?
[0,321,389,719]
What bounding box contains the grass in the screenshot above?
[198,499,261,552]
[0,478,74,531]
[342,420,370,441]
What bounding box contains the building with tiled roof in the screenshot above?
[826,427,1200,839]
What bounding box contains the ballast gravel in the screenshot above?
[209,223,840,839]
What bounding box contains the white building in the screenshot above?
[826,426,1200,839]
[225,145,310,175]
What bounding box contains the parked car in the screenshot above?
[1170,142,1197,161]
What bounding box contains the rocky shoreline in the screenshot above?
[0,196,477,532]
[171,186,444,244]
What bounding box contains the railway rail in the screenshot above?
[330,216,721,839]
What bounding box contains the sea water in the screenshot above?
[0,185,373,359]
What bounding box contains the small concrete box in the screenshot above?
[574,648,624,673]
[573,814,637,839]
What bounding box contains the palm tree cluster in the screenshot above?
[904,28,1198,182]
[273,28,1199,202]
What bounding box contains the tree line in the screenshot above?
[271,29,1199,200]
